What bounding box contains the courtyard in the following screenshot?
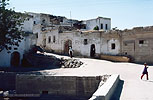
[39,53,153,100]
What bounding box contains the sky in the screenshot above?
[9,0,153,30]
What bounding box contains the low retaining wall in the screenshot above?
[0,72,16,91]
[100,55,130,62]
[16,75,102,99]
[89,74,120,100]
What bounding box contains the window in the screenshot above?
[124,43,127,46]
[139,40,144,44]
[101,24,103,29]
[105,24,108,30]
[42,91,48,94]
[34,21,36,25]
[111,43,115,49]
[53,36,56,43]
[84,39,88,45]
[14,48,17,50]
[8,47,12,50]
[36,33,38,38]
[42,19,45,23]
[48,36,51,43]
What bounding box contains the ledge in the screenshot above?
[89,74,120,100]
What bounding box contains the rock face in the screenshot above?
[60,58,83,68]
[22,53,61,68]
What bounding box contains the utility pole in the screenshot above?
[70,11,72,27]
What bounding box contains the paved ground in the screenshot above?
[40,53,153,100]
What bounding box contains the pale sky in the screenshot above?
[9,0,153,30]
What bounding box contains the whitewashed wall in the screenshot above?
[107,39,120,55]
[0,38,25,67]
[39,29,120,57]
[86,18,111,31]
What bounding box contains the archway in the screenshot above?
[11,51,20,67]
[64,40,72,55]
[90,44,96,57]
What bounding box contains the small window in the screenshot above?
[14,48,18,50]
[42,91,48,94]
[42,19,45,23]
[111,43,115,49]
[36,33,38,38]
[48,36,51,43]
[8,47,12,50]
[105,24,108,30]
[53,36,56,43]
[124,43,127,46]
[84,39,88,45]
[139,40,144,44]
[101,24,103,29]
[34,21,36,25]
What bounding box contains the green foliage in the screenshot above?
[0,0,27,52]
[93,26,99,30]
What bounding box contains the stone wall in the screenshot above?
[121,26,153,63]
[16,75,102,98]
[0,72,16,91]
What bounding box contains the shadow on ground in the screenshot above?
[110,80,124,100]
[0,66,60,74]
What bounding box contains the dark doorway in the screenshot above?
[64,40,72,55]
[11,51,20,67]
[90,44,96,57]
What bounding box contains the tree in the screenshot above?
[0,0,27,52]
[93,26,99,30]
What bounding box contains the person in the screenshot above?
[141,63,149,80]
[69,47,73,58]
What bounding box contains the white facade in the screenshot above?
[0,12,114,67]
[0,13,37,67]
[85,17,111,31]
[29,13,116,57]
[37,27,120,57]
[0,35,36,67]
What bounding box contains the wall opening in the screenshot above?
[105,24,108,30]
[90,44,96,57]
[101,23,103,29]
[64,40,72,55]
[48,36,51,43]
[42,91,48,94]
[111,43,115,50]
[84,39,88,45]
[139,40,144,44]
[53,36,56,43]
[11,51,20,67]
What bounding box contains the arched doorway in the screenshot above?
[11,51,20,67]
[64,40,72,55]
[90,44,96,57]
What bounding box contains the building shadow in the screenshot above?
[110,80,124,100]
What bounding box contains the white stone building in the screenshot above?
[85,17,111,31]
[29,13,118,58]
[0,14,37,67]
